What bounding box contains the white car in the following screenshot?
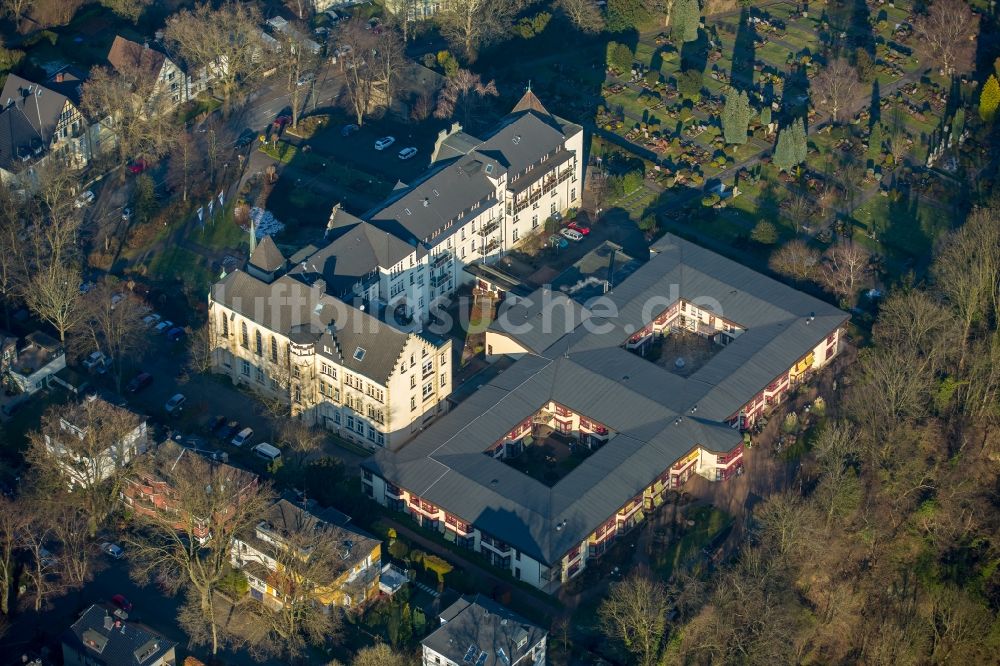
[296,73,315,87]
[74,191,95,208]
[83,351,109,373]
[231,427,254,448]
[142,313,161,327]
[398,147,418,160]
[101,542,125,559]
[560,228,584,242]
[374,136,396,150]
[165,393,186,415]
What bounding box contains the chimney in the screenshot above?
[55,72,65,83]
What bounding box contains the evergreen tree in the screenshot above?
[606,41,634,73]
[773,119,806,171]
[672,0,700,44]
[723,89,752,144]
[979,75,1000,122]
[760,106,772,128]
[952,108,965,140]
[751,221,779,244]
[791,117,808,165]
[867,122,884,163]
[607,0,649,33]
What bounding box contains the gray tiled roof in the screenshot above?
[249,235,286,272]
[422,594,546,666]
[212,270,422,384]
[364,234,848,565]
[0,104,43,172]
[0,73,72,143]
[62,604,176,666]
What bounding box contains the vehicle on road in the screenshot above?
[253,442,282,463]
[232,427,254,447]
[548,234,569,249]
[296,73,315,86]
[111,594,133,612]
[126,372,153,393]
[80,281,95,294]
[235,129,256,148]
[83,351,109,373]
[74,191,95,208]
[398,146,418,160]
[560,228,584,242]
[101,542,125,559]
[165,393,186,415]
[374,136,395,150]
[567,220,590,235]
[341,123,359,136]
[166,327,185,342]
[273,115,292,129]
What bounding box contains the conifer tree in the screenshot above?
[672,0,700,44]
[867,123,884,163]
[723,90,752,144]
[979,75,1000,122]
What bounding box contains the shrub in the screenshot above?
[782,412,799,434]
[677,69,704,101]
[751,221,779,244]
[436,50,459,78]
[701,193,721,207]
[422,554,453,583]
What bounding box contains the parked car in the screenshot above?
[111,594,133,612]
[74,191,95,208]
[548,234,569,249]
[101,542,124,559]
[110,292,125,309]
[219,420,240,440]
[154,320,174,334]
[79,281,95,293]
[231,427,254,447]
[127,158,147,174]
[126,372,153,393]
[142,313,161,327]
[83,351,109,373]
[121,207,132,222]
[165,393,186,415]
[234,129,256,148]
[398,146,418,160]
[296,73,315,86]
[273,115,291,129]
[341,123,359,136]
[166,327,185,342]
[207,415,227,433]
[560,228,584,242]
[374,136,396,150]
[567,220,591,235]
[253,442,282,463]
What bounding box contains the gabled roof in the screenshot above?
[212,270,426,384]
[511,88,550,116]
[45,66,88,106]
[62,604,176,666]
[364,234,849,566]
[0,104,43,172]
[107,35,167,78]
[0,73,73,143]
[249,235,286,273]
[422,594,546,666]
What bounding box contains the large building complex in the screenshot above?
[421,594,547,666]
[362,234,848,591]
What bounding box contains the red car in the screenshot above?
[273,115,291,128]
[111,594,133,613]
[127,158,147,174]
[567,220,591,235]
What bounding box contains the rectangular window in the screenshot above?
[241,360,250,376]
[551,202,556,214]
[532,215,538,228]
[411,396,417,410]
[422,382,433,398]
[513,228,519,241]
[292,366,301,379]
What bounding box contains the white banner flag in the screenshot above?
[218,190,224,207]
[208,200,214,216]
[197,206,204,221]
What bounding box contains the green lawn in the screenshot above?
[148,245,213,296]
[650,506,734,580]
[258,140,298,164]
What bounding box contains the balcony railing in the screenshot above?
[431,253,452,269]
[430,273,448,288]
[480,238,501,254]
[477,220,500,237]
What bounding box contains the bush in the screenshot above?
[782,412,799,434]
[388,539,410,561]
[751,221,779,244]
[436,50,459,78]
[423,554,453,583]
[701,193,721,207]
[677,69,704,101]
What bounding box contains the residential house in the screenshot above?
[62,604,177,666]
[107,35,205,109]
[0,329,16,374]
[421,595,547,666]
[363,234,848,591]
[265,16,322,55]
[384,0,447,21]
[6,331,66,395]
[121,440,258,542]
[208,239,453,449]
[0,71,100,185]
[43,395,148,489]
[231,498,381,609]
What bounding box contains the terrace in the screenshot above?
[498,426,597,487]
[649,330,724,378]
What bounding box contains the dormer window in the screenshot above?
[512,135,521,144]
[485,164,494,174]
[404,208,411,215]
[354,347,366,361]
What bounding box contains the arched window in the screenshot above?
[241,322,249,348]
[270,337,278,363]
[220,312,228,337]
[255,330,263,356]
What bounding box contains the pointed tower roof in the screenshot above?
[249,235,285,273]
[511,86,551,117]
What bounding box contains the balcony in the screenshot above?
[477,220,500,237]
[430,273,448,288]
[431,253,452,269]
[480,238,501,255]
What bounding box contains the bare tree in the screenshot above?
[557,0,605,33]
[769,240,821,282]
[164,2,266,113]
[187,321,216,375]
[99,0,150,21]
[167,132,203,203]
[0,496,30,615]
[438,0,519,61]
[276,22,321,129]
[27,398,147,536]
[371,26,406,112]
[279,421,324,471]
[80,279,146,392]
[353,643,409,666]
[873,290,955,377]
[753,492,818,559]
[0,186,28,329]
[48,504,98,589]
[384,0,419,43]
[284,0,313,20]
[237,510,344,659]
[23,260,83,344]
[434,68,499,127]
[338,19,378,126]
[18,513,57,611]
[598,575,669,666]
[1,0,34,27]
[912,0,978,76]
[812,57,860,123]
[820,241,870,304]
[126,446,272,656]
